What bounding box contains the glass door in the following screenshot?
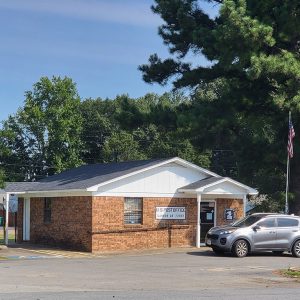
[200,201,215,242]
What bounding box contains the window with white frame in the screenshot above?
[124,198,142,224]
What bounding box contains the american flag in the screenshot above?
[287,116,295,158]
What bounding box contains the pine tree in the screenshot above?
[140,0,300,212]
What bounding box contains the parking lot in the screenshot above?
[0,246,300,299]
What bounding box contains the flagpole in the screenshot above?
[285,111,291,214]
[285,153,290,214]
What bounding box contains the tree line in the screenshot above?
[0,75,290,212]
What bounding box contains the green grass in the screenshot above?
[280,268,300,278]
[0,231,15,244]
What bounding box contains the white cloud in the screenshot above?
[0,0,160,27]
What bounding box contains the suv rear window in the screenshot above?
[277,218,299,227]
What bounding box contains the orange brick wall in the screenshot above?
[91,197,197,252]
[216,198,244,226]
[29,196,93,251]
[17,195,244,252]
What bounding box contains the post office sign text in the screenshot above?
[155,207,186,220]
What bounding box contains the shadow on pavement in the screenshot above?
[247,252,292,258]
[7,243,60,250]
[186,250,225,257]
[187,249,293,258]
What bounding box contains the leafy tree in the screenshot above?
[0,168,5,188]
[0,115,35,181]
[103,131,146,162]
[114,95,147,130]
[23,76,83,174]
[80,98,116,164]
[0,76,83,180]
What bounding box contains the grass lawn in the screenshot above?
[0,230,16,244]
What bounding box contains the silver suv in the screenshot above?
[205,213,300,257]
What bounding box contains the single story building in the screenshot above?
[4,157,258,252]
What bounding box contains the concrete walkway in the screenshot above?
[0,244,205,259]
[0,244,100,259]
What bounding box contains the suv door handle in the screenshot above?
[269,231,276,234]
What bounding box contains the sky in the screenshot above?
[0,0,218,122]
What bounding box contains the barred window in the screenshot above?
[44,198,52,223]
[124,198,142,224]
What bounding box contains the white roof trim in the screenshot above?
[179,177,258,195]
[217,177,258,195]
[5,192,26,195]
[25,189,84,194]
[86,157,219,192]
[6,189,85,195]
[170,157,219,177]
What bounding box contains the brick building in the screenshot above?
[4,157,257,252]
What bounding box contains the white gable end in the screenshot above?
[203,181,247,195]
[94,162,207,197]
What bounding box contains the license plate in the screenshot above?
[206,238,211,246]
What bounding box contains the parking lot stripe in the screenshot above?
[12,248,103,258]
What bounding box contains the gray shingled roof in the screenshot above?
[179,176,224,190]
[5,158,172,192]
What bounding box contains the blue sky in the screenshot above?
[0,0,217,122]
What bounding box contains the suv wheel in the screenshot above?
[232,239,249,258]
[292,240,300,258]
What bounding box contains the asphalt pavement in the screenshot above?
[0,246,300,299]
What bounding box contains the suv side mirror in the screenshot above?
[253,225,260,232]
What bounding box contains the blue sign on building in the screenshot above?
[225,208,235,221]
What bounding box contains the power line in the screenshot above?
[0,163,55,168]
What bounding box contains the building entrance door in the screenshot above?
[200,201,215,242]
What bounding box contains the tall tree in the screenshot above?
[103,131,146,162]
[140,0,300,212]
[0,76,83,180]
[80,98,116,164]
[140,0,299,100]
